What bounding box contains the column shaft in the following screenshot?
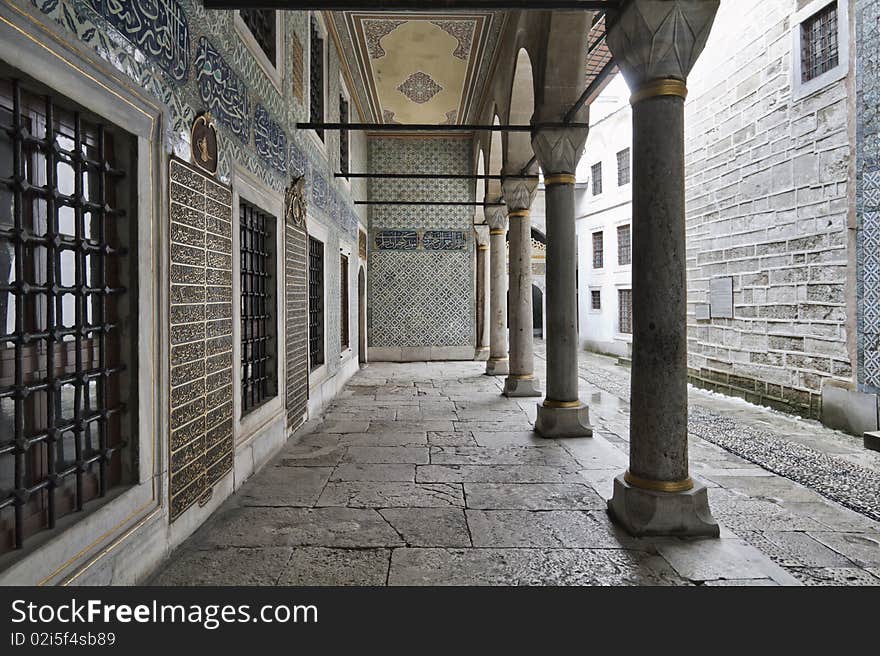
[486,229,509,375]
[629,94,689,483]
[507,212,534,378]
[544,181,579,403]
[477,245,490,351]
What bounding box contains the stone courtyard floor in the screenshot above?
[151,344,880,586]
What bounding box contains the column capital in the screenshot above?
[485,205,508,232]
[606,0,719,90]
[532,126,589,176]
[501,176,538,213]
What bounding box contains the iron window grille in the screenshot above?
[801,3,838,83]
[617,148,630,186]
[592,231,604,269]
[308,236,324,369]
[310,16,325,142]
[617,224,631,266]
[591,162,602,196]
[618,289,633,334]
[339,94,349,179]
[240,202,276,416]
[239,10,277,68]
[0,76,134,554]
[340,254,349,350]
[591,290,601,310]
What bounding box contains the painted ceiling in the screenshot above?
[332,12,503,125]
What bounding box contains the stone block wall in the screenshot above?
[683,0,853,417]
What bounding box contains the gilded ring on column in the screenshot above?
[489,356,509,362]
[624,470,694,493]
[508,209,530,219]
[489,229,505,236]
[630,78,688,105]
[542,399,581,409]
[477,244,489,251]
[543,173,577,186]
[509,374,535,381]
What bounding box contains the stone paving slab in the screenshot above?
[151,351,880,586]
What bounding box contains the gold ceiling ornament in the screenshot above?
[285,175,308,230]
[624,470,694,493]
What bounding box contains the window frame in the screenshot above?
[307,222,328,384]
[589,288,602,313]
[592,230,604,270]
[340,249,351,353]
[616,148,630,187]
[308,12,329,150]
[234,10,284,93]
[339,74,351,185]
[617,223,632,267]
[231,166,285,447]
[617,287,633,336]
[791,0,849,101]
[0,35,159,581]
[591,162,603,196]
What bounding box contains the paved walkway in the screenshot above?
[151,345,880,586]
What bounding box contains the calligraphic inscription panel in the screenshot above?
[90,0,189,81]
[195,37,251,144]
[423,230,467,251]
[375,230,419,251]
[254,104,288,173]
[168,159,234,522]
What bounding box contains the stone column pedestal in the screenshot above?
[605,0,720,537]
[485,206,509,376]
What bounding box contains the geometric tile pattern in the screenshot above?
[370,251,472,347]
[168,159,234,522]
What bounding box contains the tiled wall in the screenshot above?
[368,136,474,349]
[856,0,880,391]
[285,216,309,430]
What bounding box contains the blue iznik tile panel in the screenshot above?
[368,137,474,347]
[856,0,880,390]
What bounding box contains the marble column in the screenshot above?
[485,206,509,376]
[532,127,593,437]
[501,178,541,398]
[606,0,720,537]
[474,225,491,361]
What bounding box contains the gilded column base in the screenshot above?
[485,357,509,376]
[503,375,542,398]
[607,473,719,538]
[535,401,592,438]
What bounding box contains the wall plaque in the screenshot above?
[190,112,218,175]
[424,230,467,251]
[376,230,418,250]
[709,277,734,319]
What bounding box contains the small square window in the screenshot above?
[592,231,604,269]
[591,162,603,196]
[801,3,838,83]
[591,290,601,310]
[617,148,630,186]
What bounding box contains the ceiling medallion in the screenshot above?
[396,71,443,104]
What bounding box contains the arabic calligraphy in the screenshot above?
[195,37,251,144]
[254,104,287,173]
[375,230,419,251]
[94,0,189,81]
[423,230,467,251]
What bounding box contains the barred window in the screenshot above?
[310,16,325,142]
[801,3,838,82]
[617,148,630,186]
[617,224,631,266]
[0,76,136,554]
[340,255,349,350]
[308,236,324,369]
[240,201,276,415]
[339,94,349,179]
[618,289,633,334]
[591,162,602,196]
[239,10,277,68]
[591,290,601,310]
[592,231,604,269]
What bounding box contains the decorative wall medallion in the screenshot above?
[195,37,250,144]
[285,176,308,230]
[397,71,443,104]
[376,230,419,250]
[254,104,287,173]
[363,19,406,58]
[190,113,218,175]
[430,20,476,60]
[92,0,190,81]
[423,230,467,251]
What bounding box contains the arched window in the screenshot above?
[310,15,325,142]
